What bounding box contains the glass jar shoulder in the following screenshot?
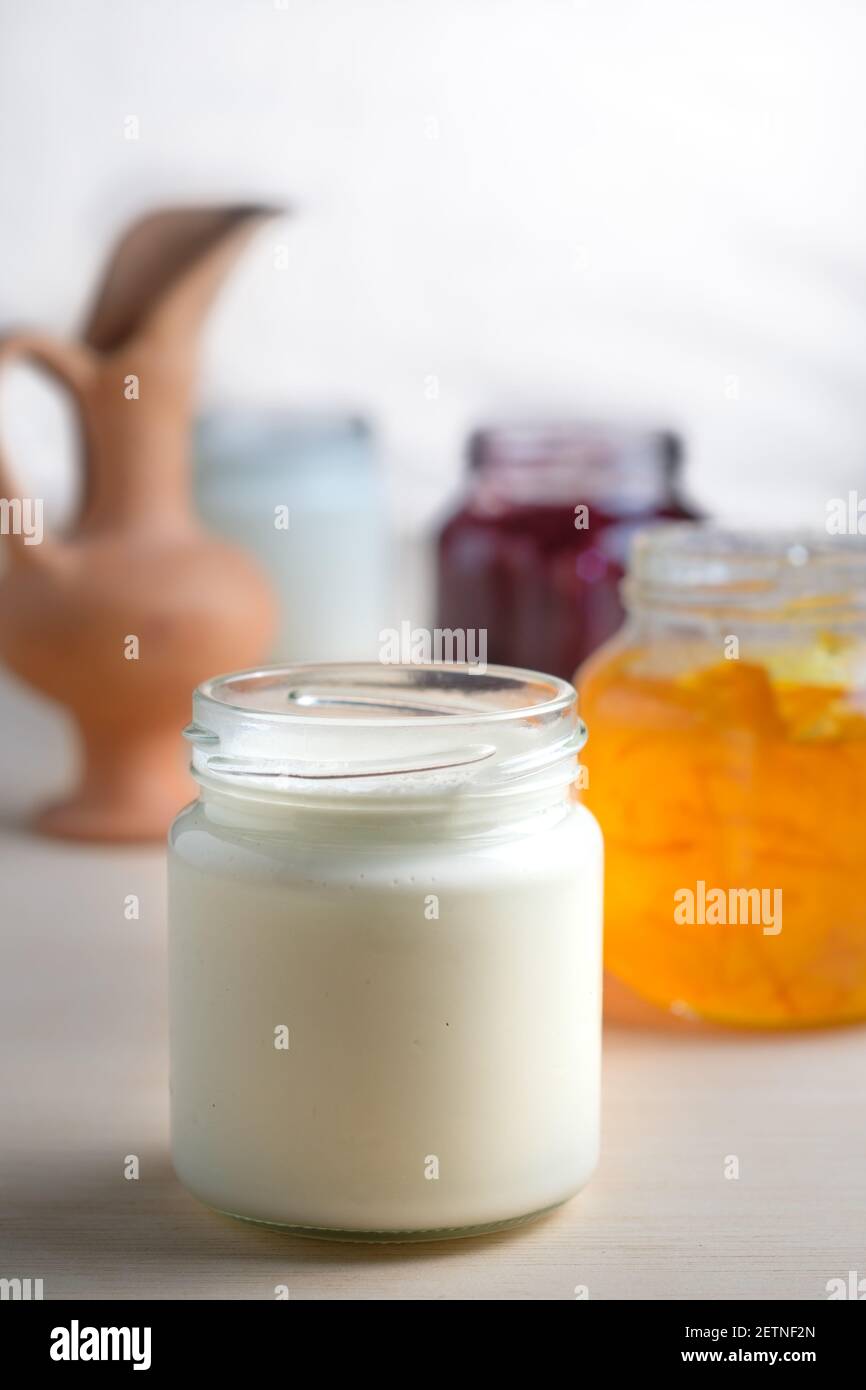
[577,616,866,741]
[169,796,600,892]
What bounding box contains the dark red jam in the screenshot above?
[436,423,700,679]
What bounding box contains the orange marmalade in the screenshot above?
[578,527,866,1028]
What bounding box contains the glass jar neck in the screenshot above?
[623,526,866,632]
[468,422,680,510]
[184,662,586,839]
[196,775,575,844]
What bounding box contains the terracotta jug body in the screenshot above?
[0,207,279,841]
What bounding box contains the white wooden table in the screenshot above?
[2,673,864,1300]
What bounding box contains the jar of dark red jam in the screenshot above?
[436,422,699,678]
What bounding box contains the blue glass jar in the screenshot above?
[195,412,389,661]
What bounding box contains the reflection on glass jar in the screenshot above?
[578,525,866,1028]
[195,412,388,662]
[436,422,699,679]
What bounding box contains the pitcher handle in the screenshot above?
[0,331,97,557]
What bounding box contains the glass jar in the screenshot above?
[194,412,388,662]
[168,662,602,1240]
[436,421,698,679]
[578,525,866,1028]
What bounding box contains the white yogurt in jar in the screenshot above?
[168,663,603,1239]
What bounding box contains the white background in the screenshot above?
[1,0,865,535]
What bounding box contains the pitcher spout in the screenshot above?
[83,205,284,354]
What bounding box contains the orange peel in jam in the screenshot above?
[578,644,866,1027]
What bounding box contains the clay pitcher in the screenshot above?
[0,206,279,841]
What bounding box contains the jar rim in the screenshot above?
[195,661,576,728]
[469,420,679,465]
[185,662,584,796]
[624,524,866,614]
[467,420,680,509]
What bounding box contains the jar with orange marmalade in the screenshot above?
[578,525,866,1028]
